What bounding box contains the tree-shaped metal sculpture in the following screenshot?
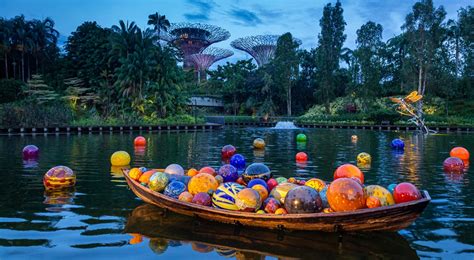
[231,35,302,67]
[159,23,230,69]
[190,47,233,82]
[390,91,433,133]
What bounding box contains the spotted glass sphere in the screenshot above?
[217,164,239,182]
[22,145,39,160]
[212,182,244,210]
[164,181,187,199]
[229,154,246,171]
[164,164,185,176]
[333,164,364,184]
[305,178,326,192]
[263,197,281,213]
[270,182,298,204]
[188,173,219,195]
[221,145,237,159]
[443,157,465,174]
[357,152,372,165]
[284,186,323,214]
[391,139,405,150]
[235,188,261,212]
[327,178,365,212]
[148,172,169,192]
[43,166,76,190]
[242,163,272,183]
[363,185,395,206]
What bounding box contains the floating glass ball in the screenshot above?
[229,154,246,171]
[129,168,143,181]
[134,136,146,146]
[164,164,185,176]
[391,139,405,150]
[263,197,281,213]
[351,135,358,142]
[235,188,261,212]
[296,152,308,162]
[450,147,470,161]
[252,184,268,201]
[110,151,131,166]
[296,133,307,142]
[284,186,323,214]
[212,182,244,210]
[333,164,364,184]
[327,178,365,212]
[253,138,266,149]
[305,178,326,192]
[443,157,465,173]
[266,178,278,192]
[43,166,76,190]
[187,168,199,177]
[188,173,219,195]
[357,152,372,165]
[247,179,268,190]
[148,172,169,192]
[199,166,216,176]
[242,163,272,183]
[270,182,298,204]
[164,181,187,199]
[22,145,39,160]
[178,191,193,202]
[366,196,381,208]
[393,182,421,203]
[363,185,395,206]
[387,184,397,194]
[221,145,236,159]
[192,192,212,206]
[218,164,239,182]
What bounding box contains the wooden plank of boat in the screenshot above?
[123,170,430,232]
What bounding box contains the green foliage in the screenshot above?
[24,74,59,104]
[0,79,24,103]
[0,101,73,128]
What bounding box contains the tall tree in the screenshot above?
[273,32,300,116]
[402,0,446,113]
[0,18,12,78]
[147,12,170,44]
[28,18,59,74]
[316,1,346,113]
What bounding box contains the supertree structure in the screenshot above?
[231,35,302,67]
[190,47,233,82]
[160,23,230,69]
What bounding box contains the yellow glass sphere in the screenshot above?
[305,178,326,192]
[188,173,219,195]
[364,185,395,206]
[357,152,372,165]
[253,138,266,149]
[111,151,131,166]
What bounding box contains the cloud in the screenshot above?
[228,8,262,26]
[183,0,217,22]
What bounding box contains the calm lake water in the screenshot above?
[0,128,473,259]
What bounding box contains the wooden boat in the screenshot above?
[125,204,419,259]
[123,170,431,232]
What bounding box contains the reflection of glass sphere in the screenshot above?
[229,154,246,171]
[443,157,465,173]
[284,186,323,213]
[22,145,39,159]
[43,166,76,190]
[218,164,238,182]
[164,164,184,175]
[149,238,169,255]
[391,139,405,150]
[221,145,236,159]
[242,163,272,183]
[327,178,365,212]
[110,151,131,166]
[296,133,307,142]
[164,181,187,199]
[253,138,266,149]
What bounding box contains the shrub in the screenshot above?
[0,79,24,103]
[0,101,73,128]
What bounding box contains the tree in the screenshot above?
[0,18,12,78]
[28,18,59,74]
[272,32,300,116]
[147,12,170,45]
[11,15,32,81]
[315,1,346,113]
[402,0,446,113]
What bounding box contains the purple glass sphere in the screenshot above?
[217,164,239,182]
[22,145,39,159]
[443,157,465,174]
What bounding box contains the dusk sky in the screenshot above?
[1,0,470,66]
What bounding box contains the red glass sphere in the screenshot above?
[295,152,308,162]
[443,157,465,174]
[134,136,146,146]
[333,164,364,184]
[199,166,216,176]
[221,145,237,159]
[450,147,470,161]
[393,182,421,203]
[266,178,278,192]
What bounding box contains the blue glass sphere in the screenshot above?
[164,181,187,199]
[230,154,246,171]
[387,183,397,194]
[247,179,268,190]
[217,164,239,182]
[391,139,405,150]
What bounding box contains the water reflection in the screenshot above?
[43,188,75,211]
[125,204,419,259]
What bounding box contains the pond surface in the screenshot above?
[0,128,473,259]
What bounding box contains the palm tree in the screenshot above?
[0,18,12,78]
[11,15,34,81]
[446,19,461,78]
[147,12,170,44]
[29,18,59,74]
[110,20,138,58]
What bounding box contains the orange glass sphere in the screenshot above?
[333,164,364,184]
[274,208,288,215]
[178,191,194,203]
[188,173,219,195]
[134,136,146,146]
[199,166,216,176]
[252,184,269,202]
[138,170,156,184]
[327,178,365,212]
[187,168,199,177]
[366,196,382,208]
[450,147,470,161]
[295,152,308,162]
[129,168,143,181]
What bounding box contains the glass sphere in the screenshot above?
[164,164,185,176]
[22,145,39,160]
[217,164,239,182]
[443,157,465,173]
[229,154,246,171]
[284,186,323,214]
[327,178,365,212]
[450,147,470,161]
[270,182,298,204]
[296,133,307,142]
[134,136,146,146]
[110,151,131,166]
[253,138,266,149]
[235,188,261,212]
[242,163,272,183]
[221,145,236,159]
[43,166,76,190]
[333,164,364,184]
[393,182,421,203]
[192,192,212,206]
[357,152,372,165]
[148,172,169,192]
[391,139,405,150]
[164,181,187,199]
[188,173,218,195]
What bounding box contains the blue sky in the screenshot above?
[1,0,470,66]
